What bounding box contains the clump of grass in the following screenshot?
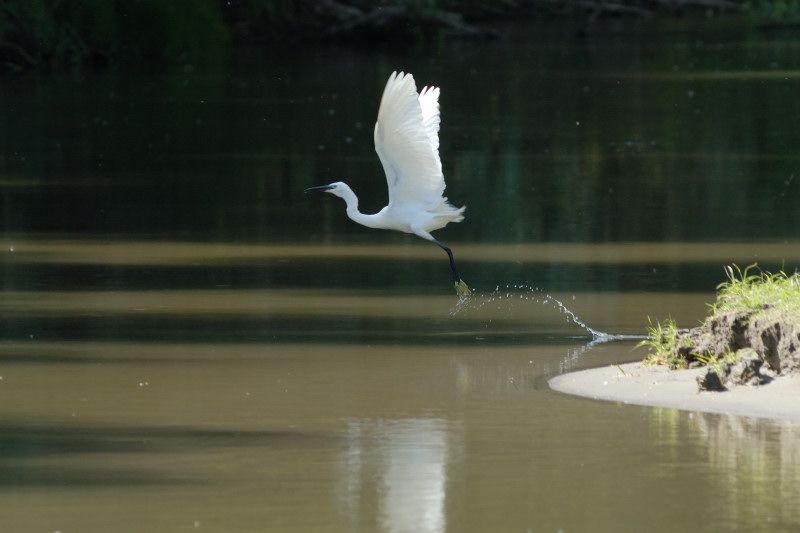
[638,263,800,369]
[694,350,739,375]
[714,263,800,315]
[638,316,687,368]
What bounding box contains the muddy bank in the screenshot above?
[667,308,800,391]
[549,361,800,422]
[550,307,800,421]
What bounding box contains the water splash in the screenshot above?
[451,283,642,343]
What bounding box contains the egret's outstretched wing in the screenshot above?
[374,71,446,210]
[418,84,442,171]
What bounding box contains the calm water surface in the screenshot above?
[2,19,800,532]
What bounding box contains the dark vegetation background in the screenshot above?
[1,0,792,73]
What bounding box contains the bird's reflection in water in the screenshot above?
[338,417,457,533]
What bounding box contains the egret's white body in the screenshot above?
[306,71,469,297]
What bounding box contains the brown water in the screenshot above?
[3,17,800,533]
[3,241,800,532]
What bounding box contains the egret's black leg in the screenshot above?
[432,239,461,282]
[432,239,471,298]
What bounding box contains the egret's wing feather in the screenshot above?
[374,71,445,210]
[418,85,441,171]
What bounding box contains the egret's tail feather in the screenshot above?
[455,279,471,299]
[429,198,465,225]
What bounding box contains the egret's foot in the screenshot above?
[454,279,472,299]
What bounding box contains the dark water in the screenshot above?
[2,18,800,532]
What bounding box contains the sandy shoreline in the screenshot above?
[549,361,800,422]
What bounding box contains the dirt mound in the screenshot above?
[672,309,800,391]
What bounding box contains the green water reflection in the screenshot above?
[647,408,800,529]
[2,22,800,246]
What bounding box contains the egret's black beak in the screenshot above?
[304,185,334,194]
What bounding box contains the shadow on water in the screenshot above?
[0,422,335,488]
[1,315,602,346]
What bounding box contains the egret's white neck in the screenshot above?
[336,183,385,229]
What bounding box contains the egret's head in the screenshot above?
[304,181,348,198]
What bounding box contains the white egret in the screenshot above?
[306,71,470,298]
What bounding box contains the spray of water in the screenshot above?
[452,284,641,343]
